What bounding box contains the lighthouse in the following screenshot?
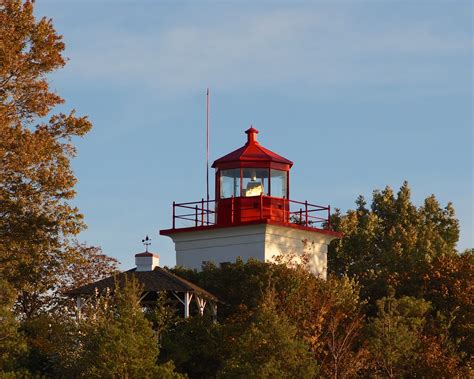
[160,127,341,278]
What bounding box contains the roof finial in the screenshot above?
[245,125,259,144]
[141,235,152,252]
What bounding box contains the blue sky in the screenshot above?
[34,1,472,269]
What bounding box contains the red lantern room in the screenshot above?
[212,127,293,225]
[160,127,341,277]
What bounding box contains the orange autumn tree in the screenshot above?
[0,0,114,317]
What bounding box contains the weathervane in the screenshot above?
[142,235,152,252]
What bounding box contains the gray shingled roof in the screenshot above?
[66,267,218,302]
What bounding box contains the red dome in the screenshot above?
[212,127,293,170]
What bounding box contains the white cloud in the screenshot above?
[57,5,471,95]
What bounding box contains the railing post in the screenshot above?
[260,193,263,220]
[305,200,308,227]
[231,196,234,224]
[195,205,198,227]
[327,205,331,230]
[299,208,303,225]
[283,197,286,223]
[172,201,176,229]
[201,198,204,226]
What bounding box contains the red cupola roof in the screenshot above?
[212,127,293,170]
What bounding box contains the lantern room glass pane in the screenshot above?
[220,169,240,198]
[270,169,288,198]
[242,168,269,197]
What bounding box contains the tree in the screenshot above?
[0,279,27,374]
[19,310,80,377]
[421,249,473,366]
[328,182,460,304]
[79,278,183,379]
[174,259,369,378]
[175,257,274,321]
[366,294,431,378]
[218,291,318,379]
[161,316,224,378]
[52,243,119,312]
[59,244,119,292]
[327,183,473,373]
[0,0,93,317]
[315,278,367,379]
[16,278,183,378]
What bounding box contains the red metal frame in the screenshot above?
[168,195,332,231]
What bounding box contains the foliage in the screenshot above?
[328,182,472,374]
[161,316,224,378]
[0,188,470,378]
[171,186,471,377]
[19,311,79,377]
[218,291,318,379]
[13,279,183,378]
[59,244,119,292]
[0,279,27,374]
[0,0,97,318]
[328,182,459,304]
[422,249,473,361]
[144,292,179,341]
[53,243,119,312]
[1,2,471,377]
[78,277,182,379]
[313,278,368,379]
[365,294,430,377]
[174,260,368,378]
[0,2,178,376]
[174,258,273,321]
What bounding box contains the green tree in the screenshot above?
[0,279,27,374]
[173,258,273,321]
[328,182,460,304]
[161,316,224,378]
[328,182,471,372]
[366,294,431,378]
[144,292,178,342]
[174,259,369,378]
[19,311,80,377]
[0,0,94,317]
[79,277,182,379]
[218,291,318,379]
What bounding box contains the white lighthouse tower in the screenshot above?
[160,128,341,278]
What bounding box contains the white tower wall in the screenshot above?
[167,223,336,278]
[264,224,333,279]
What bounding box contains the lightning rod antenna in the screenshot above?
[206,88,210,224]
